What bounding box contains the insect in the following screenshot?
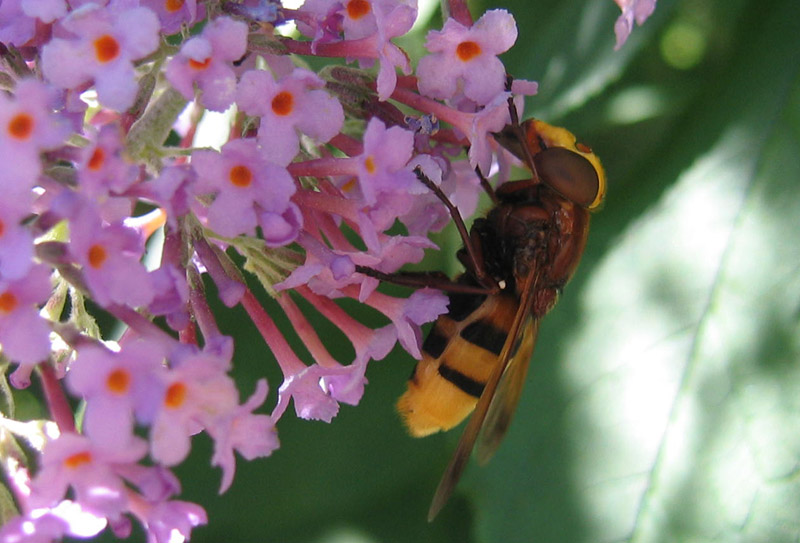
[358,110,606,520]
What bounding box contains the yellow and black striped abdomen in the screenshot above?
[397,293,520,437]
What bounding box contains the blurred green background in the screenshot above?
[119,0,800,541]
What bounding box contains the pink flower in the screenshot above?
[404,154,481,235]
[77,124,139,199]
[68,207,154,308]
[66,342,166,450]
[300,290,397,404]
[614,0,657,49]
[148,349,239,466]
[277,227,435,301]
[0,510,69,543]
[0,192,36,280]
[191,139,301,244]
[147,263,191,332]
[354,118,417,207]
[298,0,415,42]
[372,0,417,100]
[141,500,207,543]
[30,432,147,518]
[140,0,203,35]
[361,288,448,359]
[0,79,69,191]
[296,0,417,99]
[275,232,362,298]
[0,265,53,380]
[210,379,278,492]
[417,10,518,106]
[147,165,196,230]
[0,0,66,47]
[444,91,515,174]
[275,362,341,422]
[236,68,344,166]
[165,16,248,112]
[41,3,160,111]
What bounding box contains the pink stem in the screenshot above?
[287,155,358,178]
[279,35,378,59]
[390,86,471,140]
[39,364,76,434]
[446,0,474,27]
[240,290,305,376]
[187,265,221,341]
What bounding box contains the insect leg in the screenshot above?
[354,266,495,295]
[475,166,498,204]
[412,166,500,292]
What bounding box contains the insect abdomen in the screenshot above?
[397,293,519,437]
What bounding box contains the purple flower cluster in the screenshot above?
[0,0,653,541]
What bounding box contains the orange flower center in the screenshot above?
[164,382,187,408]
[165,0,185,13]
[106,368,131,394]
[456,40,482,62]
[271,91,295,116]
[364,156,376,174]
[346,0,371,19]
[0,218,5,239]
[8,113,34,140]
[0,291,18,314]
[93,35,120,63]
[88,148,106,171]
[189,57,211,70]
[229,165,253,187]
[87,244,108,269]
[64,451,93,469]
[341,177,357,193]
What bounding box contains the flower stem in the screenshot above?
[38,364,76,434]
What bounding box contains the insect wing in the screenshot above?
[476,317,540,465]
[427,273,539,521]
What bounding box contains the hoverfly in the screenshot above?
[358,104,606,520]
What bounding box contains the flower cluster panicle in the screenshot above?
[0,0,654,541]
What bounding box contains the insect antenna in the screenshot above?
[504,75,541,185]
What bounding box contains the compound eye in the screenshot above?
[533,147,600,208]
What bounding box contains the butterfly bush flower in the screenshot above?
[294,0,417,99]
[0,79,69,190]
[66,342,165,451]
[0,0,67,47]
[417,9,517,106]
[41,2,160,111]
[0,265,53,386]
[75,124,141,223]
[614,0,658,49]
[0,193,36,280]
[68,207,155,308]
[191,138,301,243]
[141,0,203,34]
[29,432,148,520]
[0,0,641,540]
[236,68,344,166]
[165,16,248,112]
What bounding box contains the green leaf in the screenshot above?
[470,0,800,542]
[496,0,678,118]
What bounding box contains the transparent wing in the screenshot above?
[475,317,540,465]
